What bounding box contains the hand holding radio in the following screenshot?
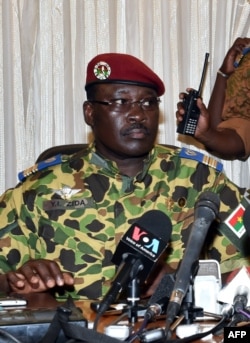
[176,38,250,138]
[176,89,213,143]
[176,89,202,136]
[176,53,209,136]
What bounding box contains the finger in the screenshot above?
[178,92,186,100]
[177,101,185,113]
[8,275,47,294]
[7,272,26,289]
[175,110,182,121]
[18,264,41,286]
[62,272,74,285]
[33,260,64,288]
[196,98,209,119]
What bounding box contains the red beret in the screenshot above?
[85,53,165,96]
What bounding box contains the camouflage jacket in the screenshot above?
[0,144,249,300]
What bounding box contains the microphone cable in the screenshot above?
[238,308,250,320]
[0,329,24,343]
[125,301,167,343]
[139,312,230,343]
[93,310,102,331]
[125,315,149,343]
[167,314,228,343]
[226,286,250,327]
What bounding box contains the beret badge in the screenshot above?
[93,61,111,80]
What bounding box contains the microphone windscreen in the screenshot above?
[135,209,172,244]
[195,191,220,217]
[112,210,172,280]
[147,272,175,306]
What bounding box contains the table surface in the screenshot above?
[19,293,225,342]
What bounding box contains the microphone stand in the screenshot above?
[165,260,202,339]
[179,277,203,324]
[126,277,148,324]
[126,278,141,323]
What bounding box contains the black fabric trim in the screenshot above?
[85,79,158,92]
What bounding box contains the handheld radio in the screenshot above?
[177,53,209,136]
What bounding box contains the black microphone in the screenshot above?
[226,285,249,326]
[233,285,248,313]
[145,272,175,321]
[221,303,234,319]
[97,210,172,316]
[145,294,170,323]
[165,191,220,331]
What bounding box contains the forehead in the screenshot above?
[94,83,158,98]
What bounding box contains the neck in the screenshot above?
[94,146,149,177]
[115,156,146,177]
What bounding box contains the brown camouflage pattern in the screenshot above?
[0,144,249,300]
[218,52,250,156]
[222,52,250,120]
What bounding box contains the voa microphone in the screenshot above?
[97,210,172,316]
[165,191,220,331]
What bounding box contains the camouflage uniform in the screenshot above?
[218,52,250,158]
[0,144,249,300]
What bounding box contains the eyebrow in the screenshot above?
[111,88,157,97]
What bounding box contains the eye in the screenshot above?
[142,98,158,106]
[112,98,129,105]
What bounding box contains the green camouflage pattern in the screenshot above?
[0,144,249,300]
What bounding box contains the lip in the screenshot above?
[122,125,149,138]
[126,128,148,139]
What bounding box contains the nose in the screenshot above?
[127,103,146,122]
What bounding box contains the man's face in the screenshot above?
[84,84,160,160]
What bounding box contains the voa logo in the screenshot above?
[131,225,160,254]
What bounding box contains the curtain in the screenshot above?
[0,0,250,194]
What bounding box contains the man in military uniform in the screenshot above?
[0,52,250,300]
[176,37,250,160]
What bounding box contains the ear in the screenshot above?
[83,101,94,126]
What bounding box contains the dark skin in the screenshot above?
[0,259,74,294]
[176,37,250,160]
[1,83,171,296]
[83,84,160,176]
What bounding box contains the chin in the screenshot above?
[124,143,153,156]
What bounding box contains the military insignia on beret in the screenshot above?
[94,61,111,80]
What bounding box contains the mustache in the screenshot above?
[121,123,150,136]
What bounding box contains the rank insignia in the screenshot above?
[54,185,81,200]
[179,148,223,172]
[18,154,62,182]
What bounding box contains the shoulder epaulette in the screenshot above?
[18,154,63,182]
[179,148,223,172]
